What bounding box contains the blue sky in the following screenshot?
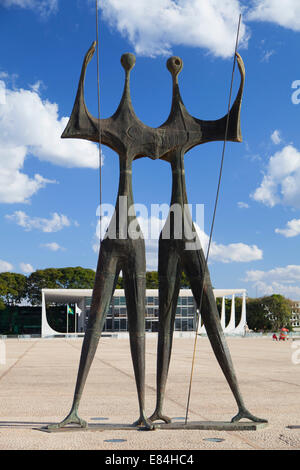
[1,0,300,299]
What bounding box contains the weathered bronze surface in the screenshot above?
[41,420,268,433]
[149,55,266,425]
[47,42,267,431]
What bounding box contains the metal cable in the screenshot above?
[184,14,242,425]
[96,0,103,243]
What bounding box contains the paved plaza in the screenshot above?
[0,336,299,450]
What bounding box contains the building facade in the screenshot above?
[41,288,247,337]
[292,301,300,330]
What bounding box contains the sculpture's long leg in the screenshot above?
[149,239,182,424]
[122,240,155,430]
[183,247,267,423]
[47,241,120,429]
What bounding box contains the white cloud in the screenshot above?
[1,0,58,17]
[275,219,300,238]
[251,145,300,208]
[99,0,248,59]
[247,0,300,32]
[271,129,281,145]
[41,242,65,251]
[260,49,275,63]
[237,201,249,209]
[244,264,300,300]
[0,79,99,203]
[6,211,73,232]
[20,262,34,274]
[245,265,300,283]
[0,260,13,272]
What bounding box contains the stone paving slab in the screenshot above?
[0,336,299,450]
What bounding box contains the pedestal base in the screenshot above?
[39,420,268,433]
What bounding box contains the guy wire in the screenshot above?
[96,0,103,243]
[184,14,242,425]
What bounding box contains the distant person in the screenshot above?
[244,324,250,337]
[272,333,278,341]
[279,330,288,341]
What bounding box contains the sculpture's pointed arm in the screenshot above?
[199,53,245,144]
[61,41,100,143]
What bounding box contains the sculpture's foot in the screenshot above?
[149,410,172,424]
[46,409,88,430]
[231,407,268,424]
[133,415,156,430]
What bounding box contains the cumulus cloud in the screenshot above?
[244,264,300,299]
[5,211,73,232]
[237,201,249,209]
[41,242,65,251]
[251,145,300,208]
[1,0,58,17]
[275,219,300,238]
[0,78,99,203]
[20,262,34,274]
[247,0,300,32]
[0,259,13,272]
[271,129,281,145]
[99,0,248,59]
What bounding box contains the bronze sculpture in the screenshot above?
[149,55,267,424]
[48,43,267,430]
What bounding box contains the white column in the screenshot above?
[76,299,85,333]
[197,310,206,334]
[41,290,62,337]
[234,291,247,335]
[221,296,226,330]
[225,294,235,333]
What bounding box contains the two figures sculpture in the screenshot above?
[49,43,267,430]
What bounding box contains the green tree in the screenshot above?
[263,294,292,331]
[146,271,159,288]
[246,295,292,332]
[0,272,27,306]
[27,267,96,305]
[59,267,95,289]
[27,268,62,305]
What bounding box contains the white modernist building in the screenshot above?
[42,288,247,338]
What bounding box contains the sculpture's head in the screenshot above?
[121,52,136,72]
[166,56,183,78]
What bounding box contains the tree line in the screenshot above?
[0,267,294,331]
[0,267,191,308]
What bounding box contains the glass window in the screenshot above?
[114,308,120,318]
[181,307,189,318]
[188,306,195,316]
[175,318,181,331]
[182,319,188,331]
[147,308,155,317]
[113,296,120,306]
[181,297,188,306]
[120,296,126,305]
[119,307,127,317]
[147,297,154,305]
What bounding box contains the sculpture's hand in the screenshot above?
[235,52,245,83]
